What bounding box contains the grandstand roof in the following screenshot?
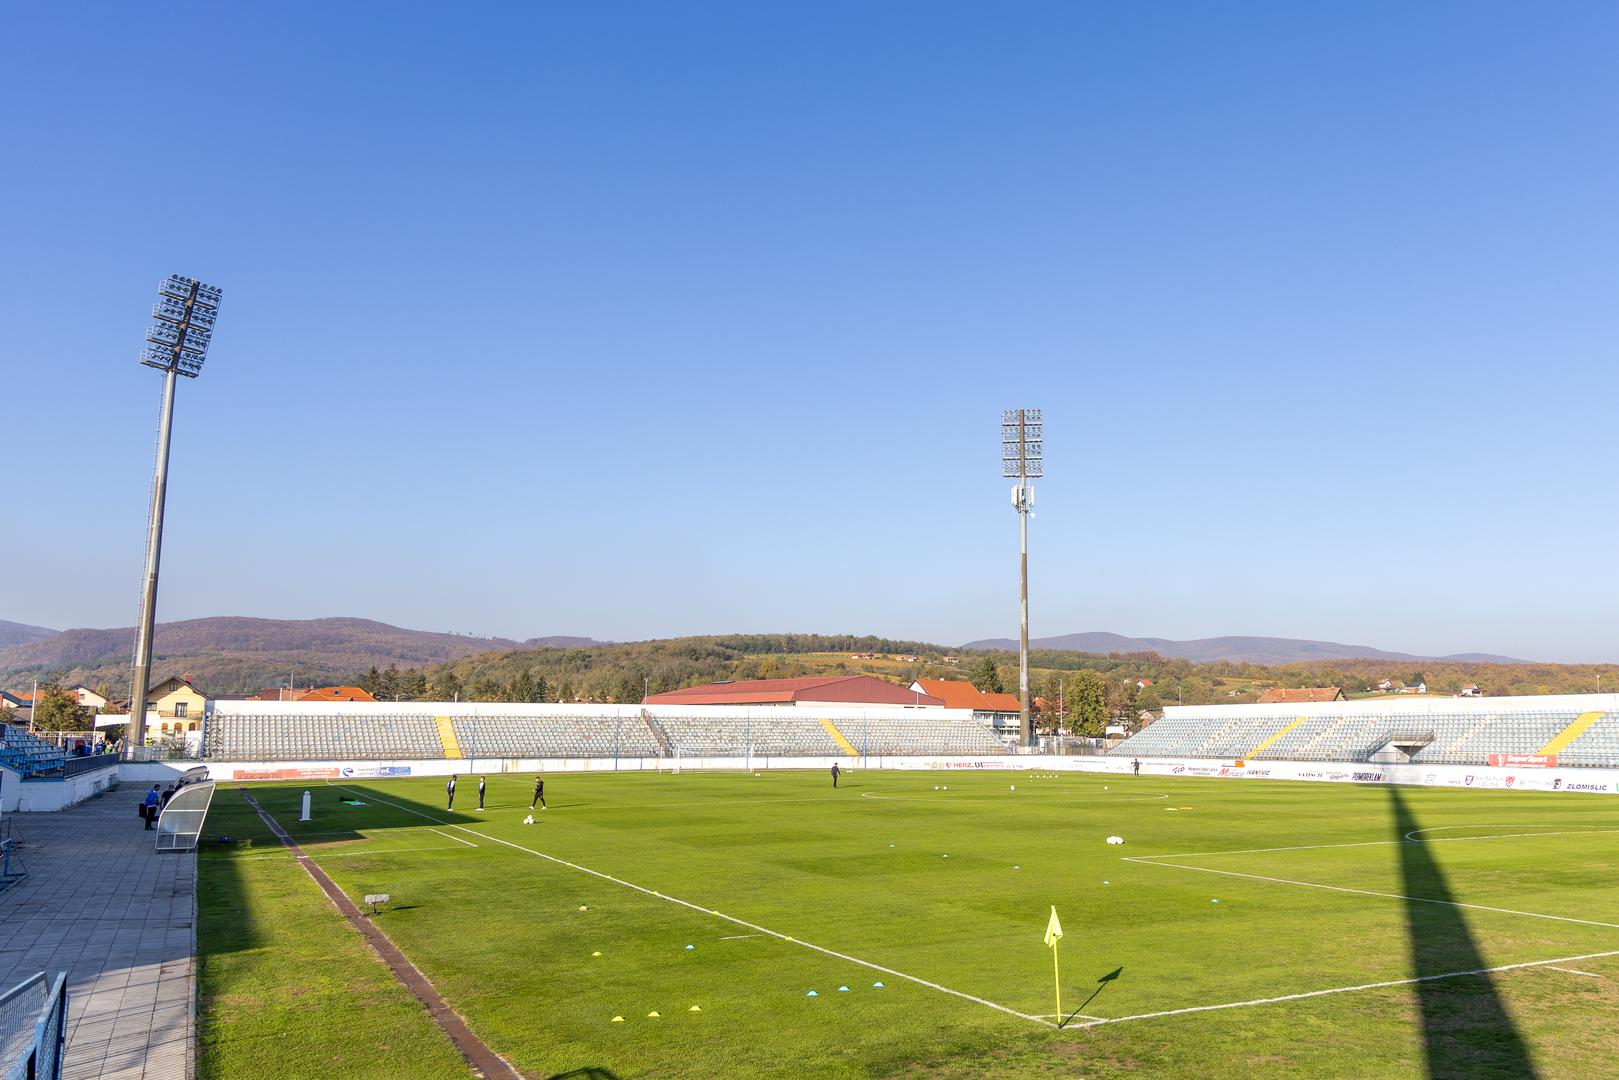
[911,679,1021,713]
[1258,687,1345,704]
[644,675,943,708]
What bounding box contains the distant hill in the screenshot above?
[0,620,57,649]
[960,632,1528,666]
[0,617,603,694]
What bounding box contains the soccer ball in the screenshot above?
[1105,835,1125,845]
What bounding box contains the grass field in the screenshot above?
[197,769,1619,1078]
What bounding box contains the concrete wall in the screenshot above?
[1,763,121,813]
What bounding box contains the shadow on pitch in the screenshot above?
[1061,966,1123,1027]
[1389,785,1537,1078]
[546,1069,622,1080]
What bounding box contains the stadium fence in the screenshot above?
[0,972,66,1080]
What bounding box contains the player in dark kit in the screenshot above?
[477,776,486,810]
[446,775,457,810]
[530,775,546,810]
[1132,758,1141,776]
[831,762,840,788]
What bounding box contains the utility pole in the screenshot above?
[1002,409,1043,748]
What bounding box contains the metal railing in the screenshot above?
[0,972,66,1080]
[61,755,119,780]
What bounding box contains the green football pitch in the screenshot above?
[195,770,1619,1078]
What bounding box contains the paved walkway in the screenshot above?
[0,783,194,1079]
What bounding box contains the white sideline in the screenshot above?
[1545,966,1603,978]
[1069,949,1619,1029]
[333,785,1058,1029]
[1123,858,1619,931]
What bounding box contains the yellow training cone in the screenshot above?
[592,951,602,957]
[611,1016,624,1023]
[689,1005,702,1012]
[647,1011,661,1018]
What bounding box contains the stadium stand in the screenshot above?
[1110,700,1619,767]
[203,713,445,760]
[829,715,1005,756]
[656,715,841,757]
[197,706,1005,761]
[450,715,661,759]
[0,727,65,779]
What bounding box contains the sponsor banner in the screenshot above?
[925,760,1009,769]
[234,767,340,781]
[340,765,412,778]
[1551,777,1613,794]
[1487,753,1556,768]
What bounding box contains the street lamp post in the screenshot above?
[125,275,222,759]
[1002,409,1043,748]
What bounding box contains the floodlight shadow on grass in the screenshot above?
[1388,786,1537,1079]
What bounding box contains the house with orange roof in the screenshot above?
[297,686,378,703]
[909,679,1021,736]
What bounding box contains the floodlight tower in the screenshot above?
[125,276,222,758]
[1002,409,1042,747]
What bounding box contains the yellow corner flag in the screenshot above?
[1045,905,1064,1025]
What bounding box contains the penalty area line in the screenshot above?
[334,786,1057,1030]
[1123,858,1619,931]
[1070,948,1619,1029]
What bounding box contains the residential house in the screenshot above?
[145,675,210,735]
[72,686,108,710]
[298,686,377,703]
[1459,684,1483,697]
[909,679,1021,736]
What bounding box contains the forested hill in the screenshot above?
[354,635,1615,709]
[0,619,56,649]
[0,617,599,693]
[962,632,1526,665]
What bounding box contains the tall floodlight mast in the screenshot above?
[125,275,222,758]
[1002,409,1042,747]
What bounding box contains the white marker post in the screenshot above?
[300,790,312,822]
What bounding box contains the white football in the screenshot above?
[1106,835,1125,845]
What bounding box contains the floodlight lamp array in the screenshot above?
[1000,408,1044,478]
[142,275,221,378]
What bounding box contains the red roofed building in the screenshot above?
[909,679,1021,735]
[1257,687,1345,704]
[298,686,378,703]
[644,675,942,709]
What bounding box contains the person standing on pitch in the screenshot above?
[1132,758,1141,777]
[530,774,546,810]
[446,774,457,810]
[477,776,486,811]
[831,762,840,789]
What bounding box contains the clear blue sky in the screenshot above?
[4,3,1616,661]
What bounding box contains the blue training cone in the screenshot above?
[806,990,819,997]
[873,982,885,988]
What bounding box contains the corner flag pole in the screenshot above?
[1044,905,1064,1027]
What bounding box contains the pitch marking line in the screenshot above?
[429,828,478,848]
[1123,858,1619,931]
[1133,826,1619,862]
[334,786,1057,1029]
[1070,949,1619,1029]
[1545,966,1603,978]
